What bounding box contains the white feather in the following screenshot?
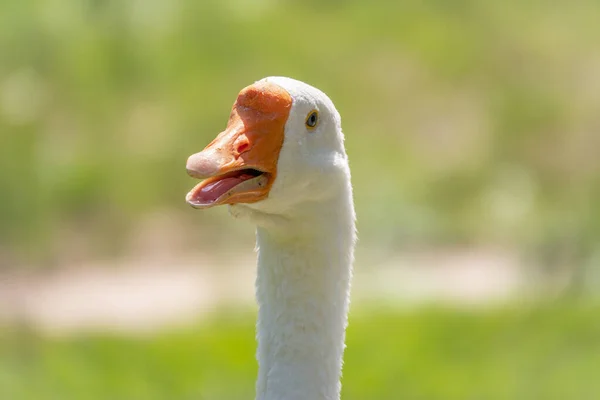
[229,77,356,400]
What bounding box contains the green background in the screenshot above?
[1,0,599,398]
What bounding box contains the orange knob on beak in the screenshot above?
[186,81,292,208]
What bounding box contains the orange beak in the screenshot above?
[186,81,292,209]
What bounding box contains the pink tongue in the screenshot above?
[194,173,255,204]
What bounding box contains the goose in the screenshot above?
[185,77,356,400]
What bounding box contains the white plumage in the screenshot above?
[186,77,356,400]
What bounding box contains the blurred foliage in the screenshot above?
[2,304,600,399]
[0,0,599,268]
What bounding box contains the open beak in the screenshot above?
[185,81,292,209]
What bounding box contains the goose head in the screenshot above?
[186,77,349,218]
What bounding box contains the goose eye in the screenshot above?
[305,110,319,129]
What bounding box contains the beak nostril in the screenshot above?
[236,141,250,155]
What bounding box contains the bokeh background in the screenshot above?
[1,0,600,398]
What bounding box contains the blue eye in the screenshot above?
[305,110,319,129]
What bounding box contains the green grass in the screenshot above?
[2,304,600,399]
